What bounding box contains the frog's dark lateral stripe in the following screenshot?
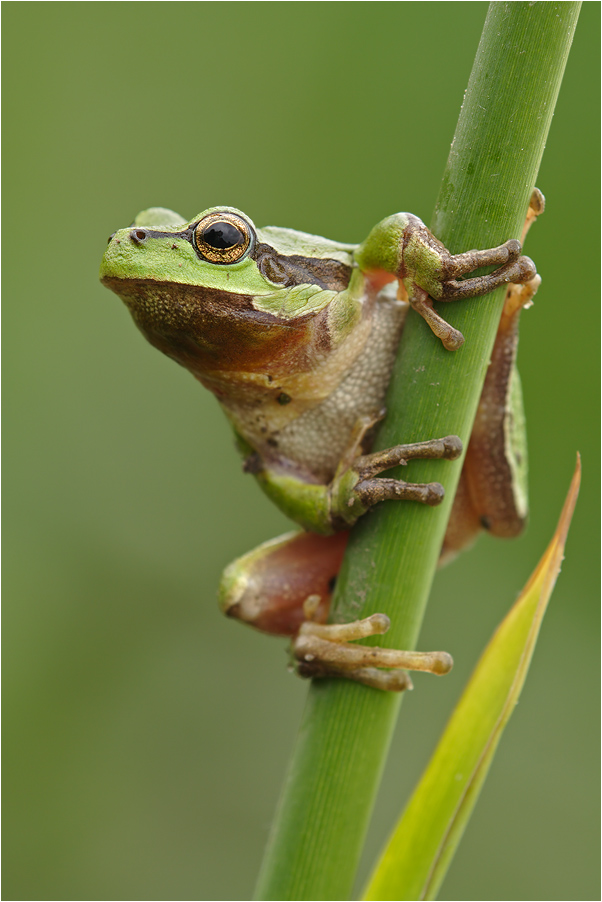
[128,226,197,247]
[251,244,352,292]
[126,226,353,293]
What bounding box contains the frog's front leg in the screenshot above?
[332,431,463,528]
[356,212,537,350]
[249,420,463,533]
[220,530,453,692]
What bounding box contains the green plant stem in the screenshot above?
[254,5,580,900]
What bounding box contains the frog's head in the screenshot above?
[100,206,358,389]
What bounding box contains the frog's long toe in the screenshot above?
[355,434,463,478]
[439,254,537,302]
[355,477,445,507]
[349,434,462,511]
[292,613,453,692]
[440,237,522,281]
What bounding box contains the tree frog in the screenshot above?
[100,191,542,691]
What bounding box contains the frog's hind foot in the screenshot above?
[500,274,541,328]
[350,434,462,511]
[293,613,453,692]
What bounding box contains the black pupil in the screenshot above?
[203,221,243,250]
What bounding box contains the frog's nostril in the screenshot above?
[130,229,148,244]
[107,232,116,244]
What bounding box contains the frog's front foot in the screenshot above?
[403,224,537,350]
[332,433,463,527]
[293,611,453,692]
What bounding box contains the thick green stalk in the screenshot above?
[254,5,580,900]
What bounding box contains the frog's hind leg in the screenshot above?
[521,187,545,243]
[442,277,541,561]
[439,468,482,565]
[220,530,453,692]
[464,276,539,533]
[441,190,544,562]
[219,530,348,636]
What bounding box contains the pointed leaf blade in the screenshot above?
[363,457,581,901]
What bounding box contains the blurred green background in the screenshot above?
[4,3,599,900]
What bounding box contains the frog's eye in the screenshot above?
[194,211,253,264]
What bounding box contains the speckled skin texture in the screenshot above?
[273,292,407,482]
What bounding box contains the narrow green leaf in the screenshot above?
[363,458,581,902]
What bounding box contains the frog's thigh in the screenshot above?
[443,277,540,561]
[441,469,482,563]
[449,282,538,561]
[464,358,528,539]
[219,531,348,637]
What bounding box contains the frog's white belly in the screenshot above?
[274,294,407,482]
